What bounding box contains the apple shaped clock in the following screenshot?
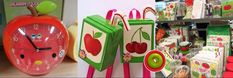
[3,1,69,75]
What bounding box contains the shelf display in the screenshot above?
[2,1,69,75]
[67,21,78,62]
[3,0,64,23]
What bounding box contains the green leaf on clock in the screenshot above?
[94,32,102,38]
[142,31,150,41]
[36,1,57,14]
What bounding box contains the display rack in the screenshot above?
[157,17,233,23]
[0,47,78,77]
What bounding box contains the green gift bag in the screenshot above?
[79,13,129,71]
[119,8,156,63]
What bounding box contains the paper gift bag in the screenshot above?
[79,15,124,71]
[119,9,155,63]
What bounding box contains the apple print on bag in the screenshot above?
[79,15,123,71]
[84,32,102,56]
[119,20,154,63]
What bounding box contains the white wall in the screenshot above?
[63,0,78,26]
[78,0,156,77]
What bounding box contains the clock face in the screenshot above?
[10,23,67,74]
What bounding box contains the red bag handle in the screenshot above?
[143,7,157,20]
[129,8,141,19]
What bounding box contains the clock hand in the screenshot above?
[25,35,38,50]
[38,47,52,50]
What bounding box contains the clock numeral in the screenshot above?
[34,24,39,30]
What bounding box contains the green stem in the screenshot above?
[131,27,143,42]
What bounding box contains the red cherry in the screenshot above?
[84,34,102,56]
[217,38,222,41]
[126,43,135,53]
[224,5,232,10]
[135,42,147,54]
[170,5,174,8]
[202,63,210,69]
[202,75,206,78]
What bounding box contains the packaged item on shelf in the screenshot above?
[67,21,78,62]
[205,0,221,18]
[222,0,233,17]
[79,14,124,71]
[157,36,180,57]
[164,2,177,21]
[161,50,173,77]
[3,0,64,22]
[191,0,206,19]
[119,8,155,63]
[183,0,194,19]
[155,1,167,21]
[176,2,186,20]
[169,25,189,41]
[3,1,69,75]
[191,47,224,78]
[206,25,231,70]
[173,65,190,78]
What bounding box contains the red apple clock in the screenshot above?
[3,1,69,75]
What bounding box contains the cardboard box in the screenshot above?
[79,15,122,71]
[3,0,64,23]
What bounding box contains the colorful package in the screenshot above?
[169,26,189,41]
[222,0,233,17]
[191,49,223,78]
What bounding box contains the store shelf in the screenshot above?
[157,17,233,23]
[0,47,78,77]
